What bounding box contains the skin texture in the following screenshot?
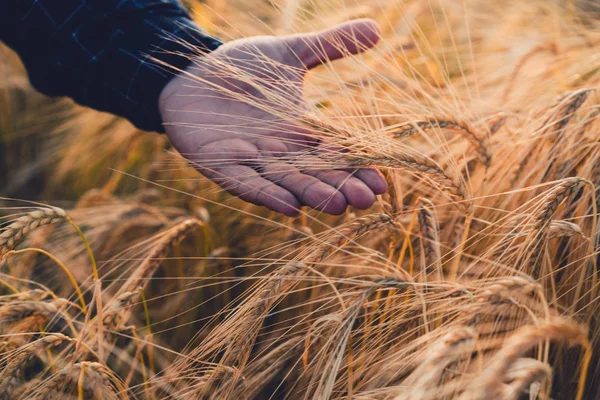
[159,19,387,216]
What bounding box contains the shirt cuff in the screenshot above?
[90,17,222,133]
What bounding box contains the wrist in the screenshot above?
[151,20,222,133]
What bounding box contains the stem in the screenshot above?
[576,343,592,400]
[66,217,98,281]
[78,362,87,400]
[66,216,104,362]
[0,278,18,294]
[138,288,152,337]
[93,280,105,362]
[449,214,472,280]
[7,248,87,314]
[138,287,156,390]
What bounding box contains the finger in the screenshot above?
[205,164,301,216]
[284,19,382,70]
[304,169,377,210]
[310,144,387,194]
[300,145,387,195]
[261,162,347,215]
[352,169,388,195]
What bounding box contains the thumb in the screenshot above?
[284,19,381,70]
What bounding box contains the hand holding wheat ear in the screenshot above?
[159,20,387,216]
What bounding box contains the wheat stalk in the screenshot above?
[219,262,304,368]
[476,276,539,303]
[118,218,201,295]
[0,300,61,335]
[187,213,401,397]
[464,277,544,326]
[345,153,470,212]
[394,327,478,400]
[236,336,304,399]
[526,178,589,276]
[382,169,402,216]
[308,279,411,400]
[418,198,442,281]
[511,89,592,185]
[0,333,71,399]
[1,289,53,302]
[541,88,592,138]
[502,42,558,102]
[541,91,593,181]
[485,113,508,135]
[101,291,140,342]
[12,377,42,399]
[548,220,583,239]
[308,213,398,263]
[391,117,491,166]
[101,218,202,342]
[28,361,123,400]
[459,320,589,400]
[502,358,552,400]
[0,207,66,259]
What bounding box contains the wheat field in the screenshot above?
[1,0,600,399]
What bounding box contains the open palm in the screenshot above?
[159,20,386,216]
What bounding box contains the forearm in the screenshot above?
[0,1,221,132]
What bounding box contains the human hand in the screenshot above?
[159,19,387,216]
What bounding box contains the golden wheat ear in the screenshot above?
[0,333,72,399]
[417,198,442,282]
[460,320,590,400]
[0,207,66,259]
[395,327,478,400]
[102,218,202,344]
[27,362,124,400]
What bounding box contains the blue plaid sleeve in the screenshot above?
[0,1,222,133]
